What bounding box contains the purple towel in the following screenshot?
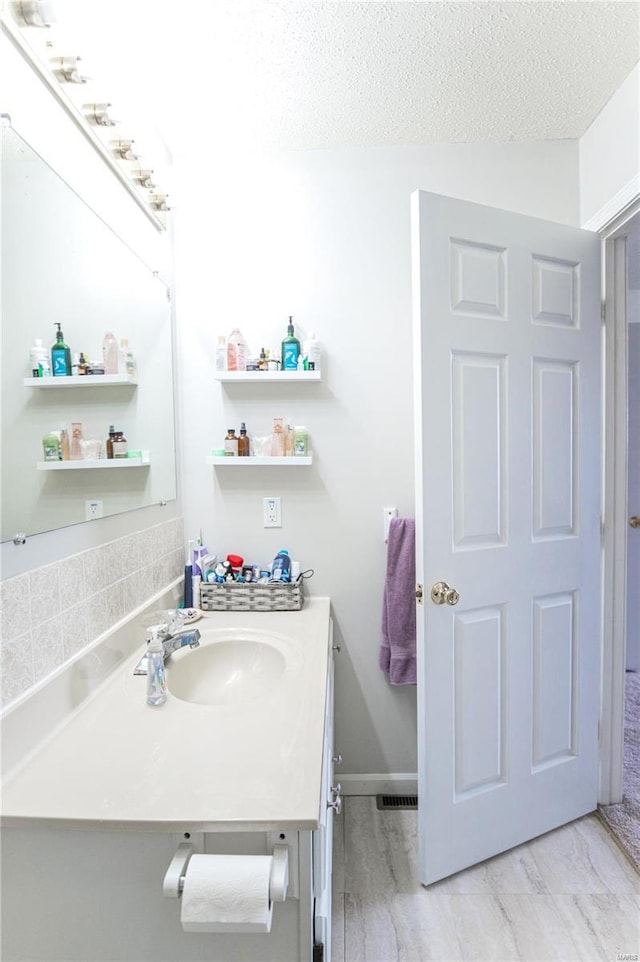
[379,517,416,685]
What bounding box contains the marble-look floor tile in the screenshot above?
[344,891,640,962]
[331,891,345,962]
[338,796,640,962]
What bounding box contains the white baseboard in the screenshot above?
[339,773,418,796]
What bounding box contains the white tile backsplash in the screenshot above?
[0,517,184,709]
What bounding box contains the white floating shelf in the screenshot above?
[37,458,148,471]
[24,375,137,388]
[214,371,321,382]
[206,456,313,466]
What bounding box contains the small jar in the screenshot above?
[112,431,128,458]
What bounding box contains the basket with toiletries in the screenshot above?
[199,577,308,612]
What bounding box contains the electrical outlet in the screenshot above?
[85,500,103,521]
[263,497,282,528]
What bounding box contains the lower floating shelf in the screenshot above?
[206,456,312,466]
[36,458,148,471]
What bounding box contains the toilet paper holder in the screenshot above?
[162,842,289,902]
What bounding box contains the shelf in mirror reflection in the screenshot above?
[213,371,321,382]
[206,456,312,466]
[24,375,137,387]
[36,458,149,470]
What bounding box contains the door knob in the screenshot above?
[431,581,460,606]
[630,516,640,528]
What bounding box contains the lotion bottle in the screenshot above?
[146,626,167,706]
[281,316,300,371]
[102,331,118,374]
[51,323,71,377]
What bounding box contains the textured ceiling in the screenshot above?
[50,1,640,153]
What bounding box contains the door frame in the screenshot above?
[598,194,640,804]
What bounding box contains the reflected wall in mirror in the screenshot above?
[1,123,177,542]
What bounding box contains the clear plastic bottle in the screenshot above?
[216,335,227,372]
[60,428,70,461]
[146,626,167,706]
[103,331,118,374]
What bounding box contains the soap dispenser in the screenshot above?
[146,626,167,707]
[51,323,72,377]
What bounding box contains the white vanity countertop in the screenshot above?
[1,597,331,833]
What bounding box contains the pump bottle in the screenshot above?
[146,626,167,706]
[281,317,300,371]
[51,323,71,376]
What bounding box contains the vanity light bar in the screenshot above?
[1,2,170,231]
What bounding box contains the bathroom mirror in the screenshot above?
[0,123,177,542]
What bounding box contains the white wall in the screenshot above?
[174,139,580,780]
[580,63,640,229]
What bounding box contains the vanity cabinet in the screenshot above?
[1,595,335,962]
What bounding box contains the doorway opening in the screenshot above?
[599,213,640,868]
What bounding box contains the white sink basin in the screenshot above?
[166,628,297,706]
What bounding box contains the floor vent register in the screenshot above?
[376,794,418,810]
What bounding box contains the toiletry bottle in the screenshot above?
[192,574,201,608]
[71,352,80,376]
[238,422,250,456]
[70,422,83,460]
[216,335,227,372]
[227,328,247,372]
[146,626,167,707]
[294,425,309,456]
[285,417,295,457]
[281,316,300,371]
[103,331,118,374]
[303,330,320,371]
[259,347,267,371]
[60,428,70,461]
[184,557,193,607]
[42,431,60,461]
[224,428,238,456]
[271,417,285,457]
[113,430,128,458]
[29,338,49,377]
[78,352,88,375]
[271,549,291,583]
[106,425,116,459]
[51,322,72,376]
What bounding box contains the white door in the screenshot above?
[412,190,601,885]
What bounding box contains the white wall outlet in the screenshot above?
[263,497,282,528]
[85,500,103,521]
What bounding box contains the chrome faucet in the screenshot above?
[133,626,201,675]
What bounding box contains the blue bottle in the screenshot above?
[271,549,291,583]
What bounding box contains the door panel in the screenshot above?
[412,190,601,885]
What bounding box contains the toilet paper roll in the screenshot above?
[180,854,274,934]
